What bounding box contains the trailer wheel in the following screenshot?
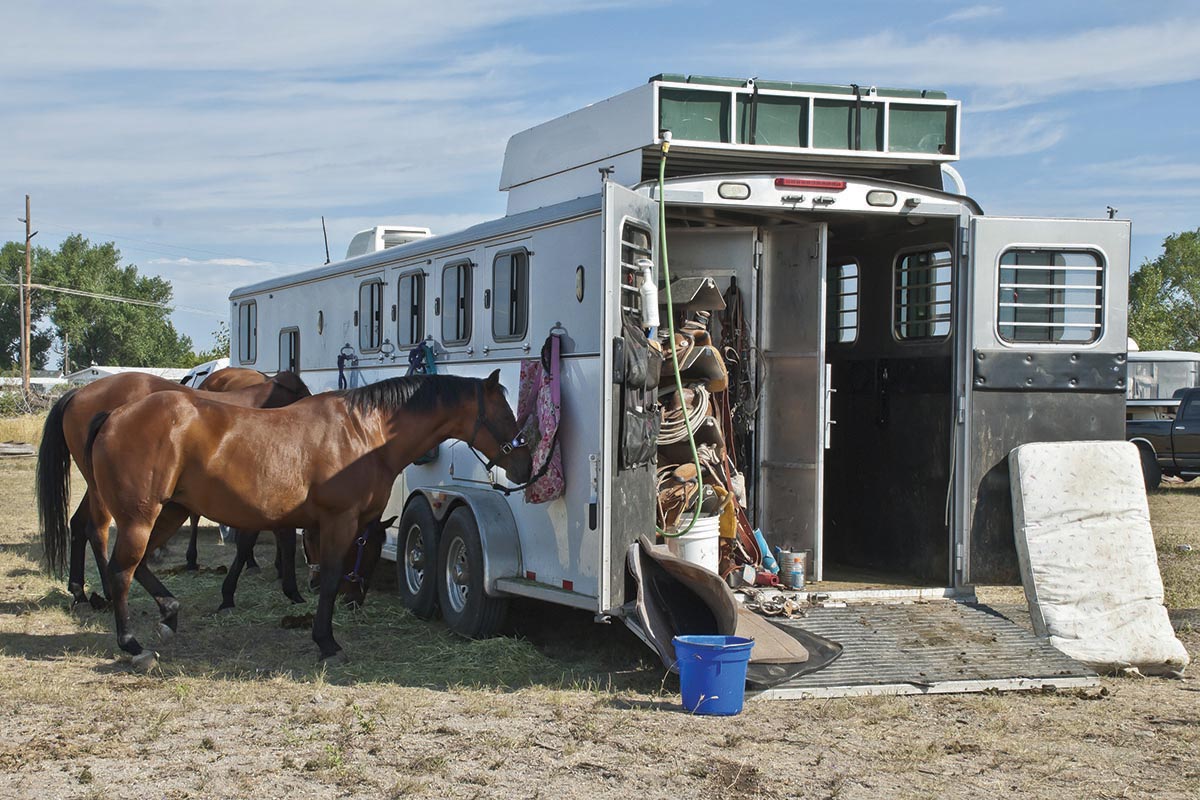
[1138,445,1162,491]
[437,507,508,639]
[396,497,440,619]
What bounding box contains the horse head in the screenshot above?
[473,369,533,484]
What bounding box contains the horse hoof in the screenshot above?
[245,565,262,577]
[320,651,349,666]
[156,623,175,642]
[89,593,109,611]
[131,652,159,673]
[185,564,199,573]
[217,605,235,615]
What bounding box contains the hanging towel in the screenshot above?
[518,332,565,504]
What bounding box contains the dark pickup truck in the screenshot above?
[1127,387,1200,489]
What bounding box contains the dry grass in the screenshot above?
[0,453,1198,799]
[1148,482,1200,610]
[0,412,45,446]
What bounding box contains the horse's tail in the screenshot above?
[36,388,79,577]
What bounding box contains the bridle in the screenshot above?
[468,381,528,471]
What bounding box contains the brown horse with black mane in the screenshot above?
[85,370,531,668]
[36,368,310,608]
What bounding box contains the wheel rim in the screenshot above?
[444,536,470,614]
[402,523,425,595]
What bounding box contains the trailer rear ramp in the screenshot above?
[753,599,1099,700]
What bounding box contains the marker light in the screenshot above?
[718,182,751,200]
[866,190,897,207]
[775,178,847,190]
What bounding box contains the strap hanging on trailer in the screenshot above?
[407,341,439,464]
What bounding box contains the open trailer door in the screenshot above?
[599,180,660,613]
[956,216,1130,585]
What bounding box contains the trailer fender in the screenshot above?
[408,486,520,598]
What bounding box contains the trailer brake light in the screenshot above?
[775,178,847,191]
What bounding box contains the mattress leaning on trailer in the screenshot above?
[1009,440,1189,677]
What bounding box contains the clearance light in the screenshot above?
[866,190,897,207]
[775,178,847,191]
[718,182,751,200]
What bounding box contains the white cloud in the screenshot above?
[148,257,273,268]
[733,18,1200,109]
[966,112,1068,158]
[936,5,1003,24]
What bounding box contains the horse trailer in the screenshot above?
[229,76,1129,690]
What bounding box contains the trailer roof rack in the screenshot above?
[500,75,961,213]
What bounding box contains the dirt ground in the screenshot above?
[1,453,1198,800]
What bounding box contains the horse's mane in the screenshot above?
[339,374,479,415]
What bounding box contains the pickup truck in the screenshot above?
[1127,387,1200,489]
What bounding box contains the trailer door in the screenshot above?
[599,181,660,612]
[957,217,1130,585]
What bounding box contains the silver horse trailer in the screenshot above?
[230,76,1128,694]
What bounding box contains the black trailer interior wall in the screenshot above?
[824,218,958,584]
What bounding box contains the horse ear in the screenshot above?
[486,368,501,387]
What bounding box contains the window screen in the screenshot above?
[397,271,425,349]
[279,329,299,373]
[238,301,257,363]
[492,250,529,341]
[894,248,952,340]
[442,262,472,345]
[359,280,383,351]
[997,249,1103,344]
[827,260,859,344]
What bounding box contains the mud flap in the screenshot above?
[621,536,841,688]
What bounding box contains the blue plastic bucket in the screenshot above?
[673,635,755,716]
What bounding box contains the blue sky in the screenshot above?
[3,0,1199,351]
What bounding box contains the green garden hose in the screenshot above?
[656,136,705,539]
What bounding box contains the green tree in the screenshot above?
[192,321,230,365]
[1128,229,1200,352]
[0,242,54,371]
[37,235,194,371]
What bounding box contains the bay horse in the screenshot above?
[36,369,310,609]
[86,371,531,668]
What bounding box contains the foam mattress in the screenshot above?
[1009,441,1189,677]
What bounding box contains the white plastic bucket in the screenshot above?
[665,515,721,573]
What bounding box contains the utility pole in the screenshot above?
[17,196,36,395]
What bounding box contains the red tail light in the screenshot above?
[775,178,847,191]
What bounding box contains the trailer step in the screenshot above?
[752,600,1098,700]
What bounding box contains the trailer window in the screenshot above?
[397,271,425,349]
[359,279,384,351]
[237,301,257,363]
[620,222,652,325]
[894,248,952,340]
[441,261,472,345]
[279,328,299,373]
[997,249,1103,344]
[827,260,859,344]
[492,250,529,342]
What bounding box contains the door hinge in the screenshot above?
[957,393,966,424]
[955,543,964,573]
[753,238,764,271]
[959,226,970,261]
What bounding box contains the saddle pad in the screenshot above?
[1009,441,1189,676]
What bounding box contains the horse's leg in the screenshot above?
[67,499,91,607]
[274,540,284,582]
[185,514,201,571]
[136,504,190,640]
[303,528,321,590]
[218,530,260,611]
[312,515,353,662]
[275,529,304,604]
[245,535,261,575]
[107,517,154,669]
[86,507,114,609]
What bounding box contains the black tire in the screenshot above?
[396,497,440,620]
[1138,445,1162,491]
[436,507,508,639]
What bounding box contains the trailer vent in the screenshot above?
[346,225,433,259]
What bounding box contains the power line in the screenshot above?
[0,282,223,318]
